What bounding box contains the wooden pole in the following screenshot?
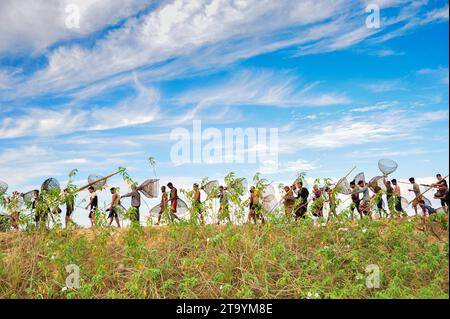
[76,170,123,193]
[334,166,357,187]
[397,181,433,187]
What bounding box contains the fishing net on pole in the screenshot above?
[401,197,409,209]
[41,178,61,194]
[423,197,432,207]
[228,178,248,195]
[149,203,162,217]
[139,179,159,199]
[368,176,386,192]
[22,190,38,205]
[378,159,398,176]
[354,172,365,185]
[202,180,219,195]
[262,184,279,212]
[335,177,352,195]
[148,198,189,219]
[269,199,284,214]
[0,180,8,196]
[88,174,107,191]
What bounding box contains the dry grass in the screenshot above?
[0,216,448,299]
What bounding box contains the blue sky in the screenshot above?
[0,0,448,224]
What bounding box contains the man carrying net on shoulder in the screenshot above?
[85,186,98,228]
[349,181,361,219]
[107,188,121,228]
[408,177,422,216]
[121,184,142,225]
[357,180,372,219]
[292,181,309,220]
[248,186,264,225]
[391,179,404,216]
[432,174,448,213]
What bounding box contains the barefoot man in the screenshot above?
[408,177,422,216]
[248,186,264,224]
[192,183,204,224]
[156,186,168,225]
[85,186,98,227]
[167,183,181,222]
[107,187,121,228]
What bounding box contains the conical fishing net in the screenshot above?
[175,198,190,219]
[336,177,352,195]
[202,180,219,195]
[41,178,61,193]
[354,172,365,185]
[262,184,278,211]
[263,196,279,212]
[0,180,8,196]
[22,190,38,204]
[423,197,432,207]
[378,159,398,175]
[269,199,283,213]
[263,194,277,203]
[228,178,248,195]
[368,176,386,192]
[401,197,409,209]
[88,174,106,190]
[139,179,159,198]
[149,198,189,219]
[262,184,276,199]
[149,203,162,217]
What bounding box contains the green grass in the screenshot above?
[0,216,448,299]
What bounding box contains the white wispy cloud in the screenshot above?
[0,77,160,139]
[279,109,449,151]
[350,101,399,113]
[364,80,405,93]
[175,69,350,108]
[417,66,449,85]
[1,0,443,101]
[0,0,156,54]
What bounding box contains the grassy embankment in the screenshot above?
[0,215,448,299]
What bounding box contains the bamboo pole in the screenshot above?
[397,181,434,187]
[76,170,123,193]
[334,166,357,188]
